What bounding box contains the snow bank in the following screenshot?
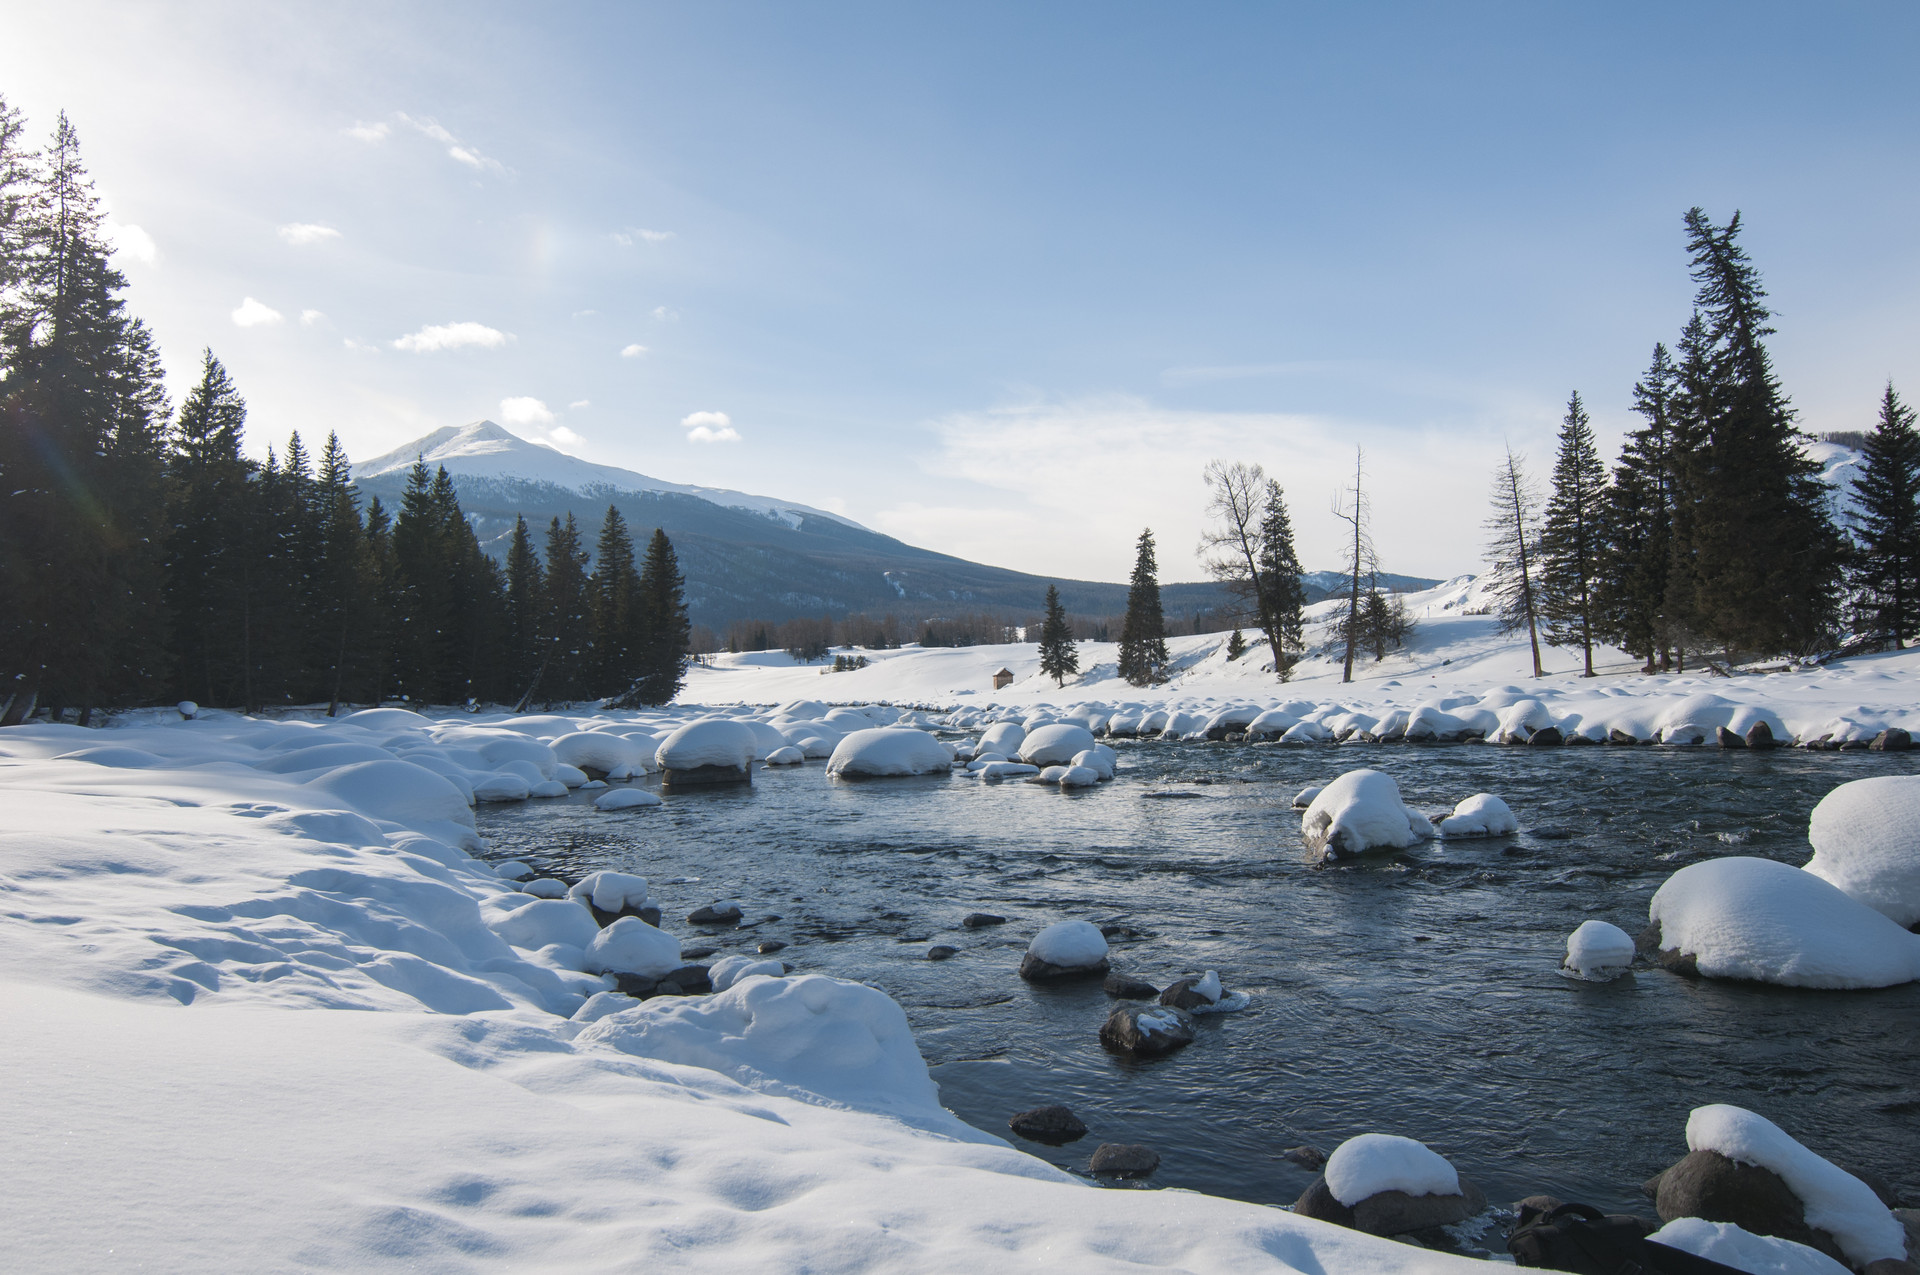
[1562,920,1636,981]
[1027,921,1109,969]
[1648,857,1920,988]
[656,720,758,771]
[1648,1219,1851,1275]
[1300,770,1434,858]
[1685,1104,1907,1266]
[1804,776,1920,927]
[1323,1134,1462,1206]
[825,728,953,777]
[1437,793,1516,838]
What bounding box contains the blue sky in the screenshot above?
[5,2,1917,581]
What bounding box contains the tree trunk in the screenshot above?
[0,675,38,727]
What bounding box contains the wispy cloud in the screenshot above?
[392,321,512,352]
[104,220,158,265]
[346,120,391,143]
[569,399,591,410]
[397,112,507,175]
[231,297,283,327]
[612,227,674,246]
[278,222,341,247]
[620,343,648,359]
[300,309,328,327]
[650,305,679,322]
[683,410,739,444]
[547,425,585,448]
[500,396,554,426]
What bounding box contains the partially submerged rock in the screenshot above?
[1099,1004,1195,1057]
[1300,770,1435,860]
[1007,1105,1088,1145]
[1294,1133,1486,1237]
[1019,920,1110,982]
[1088,1142,1160,1177]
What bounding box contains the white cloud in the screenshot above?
[569,399,591,410]
[104,220,157,265]
[500,396,555,426]
[231,297,284,327]
[278,222,341,247]
[397,113,506,175]
[620,343,648,358]
[346,120,391,142]
[651,305,679,322]
[612,228,674,246]
[548,425,585,448]
[343,337,381,354]
[392,321,512,352]
[300,309,327,327]
[683,410,740,444]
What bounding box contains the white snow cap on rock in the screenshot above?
[1648,1219,1851,1275]
[656,720,757,771]
[1323,1133,1462,1206]
[1804,775,1920,928]
[1019,723,1098,766]
[1300,770,1434,858]
[570,871,650,914]
[1027,920,1108,969]
[825,728,952,777]
[1563,920,1636,980]
[708,954,786,991]
[1438,793,1517,838]
[594,787,662,810]
[1649,857,1920,989]
[976,722,1026,759]
[582,917,681,980]
[1685,1104,1907,1267]
[763,745,804,766]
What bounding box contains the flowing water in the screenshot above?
[477,742,1920,1234]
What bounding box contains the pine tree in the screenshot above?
[1485,446,1545,678]
[162,350,254,707]
[431,467,503,704]
[389,460,452,703]
[1117,529,1169,686]
[1596,345,1678,671]
[619,528,690,706]
[313,433,375,714]
[1225,628,1247,660]
[589,506,642,693]
[1254,480,1305,678]
[1850,383,1920,646]
[540,514,592,702]
[1538,392,1609,676]
[503,515,546,705]
[1036,584,1078,686]
[363,497,399,704]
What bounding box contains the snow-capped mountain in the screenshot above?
[353,420,862,534]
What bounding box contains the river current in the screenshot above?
[476,741,1920,1231]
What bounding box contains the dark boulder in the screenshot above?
[680,945,717,961]
[1746,721,1777,749]
[1103,973,1159,1000]
[927,945,958,961]
[1609,729,1642,746]
[1294,1173,1488,1237]
[1653,1149,1849,1263]
[660,763,752,788]
[589,901,663,928]
[687,902,744,925]
[1872,728,1912,752]
[1088,1143,1160,1177]
[1528,726,1564,747]
[1716,726,1747,749]
[1158,977,1217,1011]
[1007,1105,1088,1145]
[1098,1005,1195,1057]
[962,912,1007,928]
[1283,1145,1327,1171]
[1019,952,1110,982]
[756,939,788,954]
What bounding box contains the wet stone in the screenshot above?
[1283,1145,1327,1171]
[1103,973,1159,1000]
[927,945,959,961]
[962,912,1007,928]
[1008,1105,1088,1145]
[756,939,789,954]
[688,902,744,925]
[1088,1142,1160,1177]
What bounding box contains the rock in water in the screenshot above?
[1158,971,1223,1010]
[1527,726,1564,747]
[1870,728,1911,752]
[687,901,744,925]
[1007,1105,1088,1145]
[1019,920,1110,981]
[1654,1150,1833,1258]
[1717,726,1747,749]
[1294,1133,1487,1236]
[1088,1143,1160,1177]
[1299,770,1435,860]
[926,945,958,961]
[1746,721,1777,749]
[961,912,1007,928]
[1284,1145,1328,1171]
[1099,1005,1195,1057]
[1103,972,1159,1000]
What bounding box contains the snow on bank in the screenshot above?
[0,713,1489,1273]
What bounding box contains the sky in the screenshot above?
[4,2,1919,584]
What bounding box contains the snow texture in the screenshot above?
[1649,857,1920,989]
[764,746,804,765]
[1562,920,1636,981]
[1804,776,1920,927]
[825,727,953,777]
[1685,1104,1907,1266]
[1300,770,1434,858]
[1323,1133,1462,1207]
[1027,920,1109,969]
[1648,1219,1852,1275]
[708,954,788,992]
[583,917,682,980]
[656,720,758,771]
[1437,793,1516,838]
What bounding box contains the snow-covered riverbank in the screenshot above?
[0,710,1492,1272]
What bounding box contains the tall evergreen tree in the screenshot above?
[1036,584,1078,687]
[1253,480,1306,678]
[589,506,642,692]
[1117,529,1169,686]
[1596,344,1678,671]
[1485,446,1545,678]
[540,514,592,702]
[161,351,254,707]
[430,467,503,703]
[1538,392,1609,675]
[503,515,546,705]
[388,460,452,703]
[621,528,690,706]
[1849,383,1920,647]
[313,433,376,714]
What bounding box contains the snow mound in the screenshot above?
[1562,920,1636,981]
[1300,770,1434,858]
[1804,776,1920,927]
[594,788,662,810]
[763,746,804,766]
[583,917,681,980]
[1070,748,1115,780]
[825,728,953,778]
[306,760,474,830]
[570,871,650,914]
[1056,765,1101,788]
[521,878,568,899]
[1437,793,1516,838]
[485,897,601,953]
[1649,857,1920,988]
[577,974,943,1122]
[1324,1133,1462,1206]
[708,954,787,991]
[1018,723,1098,766]
[977,722,1026,758]
[1685,1104,1907,1266]
[656,720,758,771]
[1027,920,1108,969]
[1648,1219,1851,1275]
[550,731,655,775]
[976,761,1040,780]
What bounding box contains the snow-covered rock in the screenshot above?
[1300,770,1435,859]
[1056,765,1100,788]
[550,731,655,776]
[707,954,787,992]
[1437,793,1517,838]
[485,897,601,953]
[1647,1219,1851,1275]
[977,722,1026,758]
[975,761,1040,781]
[582,917,682,980]
[825,728,953,777]
[594,787,662,810]
[656,720,757,774]
[1562,920,1636,981]
[1069,748,1115,781]
[1018,723,1098,766]
[1683,1104,1907,1268]
[1804,776,1920,928]
[1324,1134,1461,1206]
[1019,920,1110,980]
[763,746,804,766]
[570,871,651,915]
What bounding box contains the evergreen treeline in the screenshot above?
[0,99,689,722]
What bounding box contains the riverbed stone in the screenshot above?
[1099,1005,1195,1056]
[660,763,752,788]
[1652,1149,1849,1263]
[1007,1105,1088,1145]
[1871,728,1912,752]
[927,944,958,960]
[962,912,1007,928]
[1020,951,1110,982]
[1294,1173,1487,1237]
[1158,977,1216,1011]
[1088,1142,1160,1177]
[1746,721,1778,749]
[1103,972,1158,1000]
[1716,726,1746,749]
[756,939,788,954]
[1609,729,1642,746]
[687,902,744,925]
[1283,1145,1327,1170]
[1527,726,1564,747]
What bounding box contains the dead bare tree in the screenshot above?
[1330,448,1376,684]
[1485,445,1546,678]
